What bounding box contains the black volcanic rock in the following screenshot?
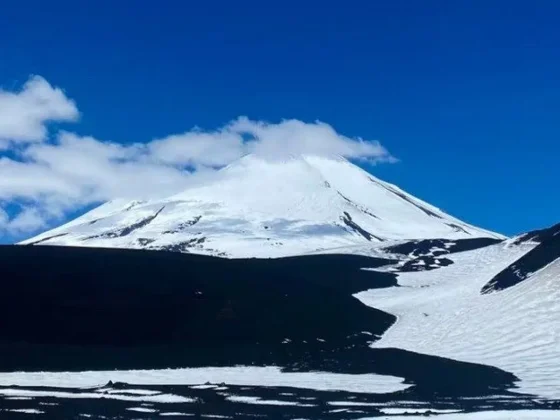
[0,245,398,372]
[0,244,521,404]
[482,222,560,294]
[513,222,560,245]
[385,237,503,257]
[383,237,502,272]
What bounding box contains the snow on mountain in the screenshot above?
[357,235,560,399]
[21,154,504,257]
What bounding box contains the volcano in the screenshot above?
[22,154,502,257]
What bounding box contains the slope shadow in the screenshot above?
[0,245,519,401]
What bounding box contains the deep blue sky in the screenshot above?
[1,0,558,237]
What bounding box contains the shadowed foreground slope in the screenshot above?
[0,245,520,401]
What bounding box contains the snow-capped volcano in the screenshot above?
[21,154,503,257]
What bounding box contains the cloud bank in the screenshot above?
[0,76,395,236]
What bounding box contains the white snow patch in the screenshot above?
[5,409,45,414]
[356,242,560,399]
[379,407,460,414]
[0,388,192,403]
[99,389,160,395]
[0,366,409,394]
[126,407,157,413]
[226,395,314,406]
[328,401,382,407]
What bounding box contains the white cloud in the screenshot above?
[0,76,79,144]
[2,132,194,205]
[230,117,394,163]
[0,76,395,239]
[149,130,245,167]
[0,206,48,235]
[147,117,395,167]
[6,207,46,233]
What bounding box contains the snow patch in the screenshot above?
[356,241,560,399]
[0,366,410,394]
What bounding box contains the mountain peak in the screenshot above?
[22,156,504,257]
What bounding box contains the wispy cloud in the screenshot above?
[0,76,395,237]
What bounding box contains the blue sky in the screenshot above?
[0,0,558,242]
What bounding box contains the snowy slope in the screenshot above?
[21,154,503,257]
[356,238,560,399]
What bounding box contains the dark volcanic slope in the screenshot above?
[513,222,560,245]
[1,245,396,369]
[385,237,503,257]
[383,237,502,272]
[0,245,519,402]
[482,222,560,294]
